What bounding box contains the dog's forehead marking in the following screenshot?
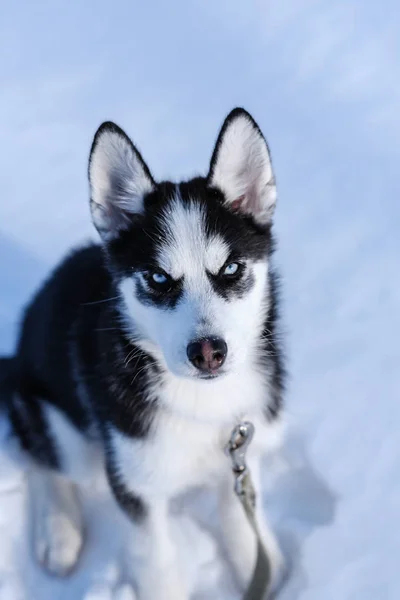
[156,189,230,279]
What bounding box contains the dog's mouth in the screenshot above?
[196,370,226,381]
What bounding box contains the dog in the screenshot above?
[0,108,286,599]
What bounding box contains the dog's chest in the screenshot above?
[112,413,230,498]
[110,407,282,499]
[157,417,229,492]
[110,370,282,499]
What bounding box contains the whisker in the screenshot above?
[82,296,120,306]
[125,348,144,368]
[142,228,161,245]
[130,360,158,386]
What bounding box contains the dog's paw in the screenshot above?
[34,511,84,577]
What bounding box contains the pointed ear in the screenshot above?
[207,108,276,226]
[88,122,155,241]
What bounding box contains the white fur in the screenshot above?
[210,112,276,224]
[110,403,283,500]
[131,497,189,600]
[27,398,284,598]
[25,405,99,577]
[89,127,154,239]
[43,403,103,485]
[118,191,271,381]
[28,464,84,576]
[110,172,284,596]
[27,111,285,598]
[157,195,230,278]
[109,407,284,598]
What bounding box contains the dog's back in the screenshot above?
[3,246,105,469]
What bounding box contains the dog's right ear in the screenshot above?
[88,122,155,241]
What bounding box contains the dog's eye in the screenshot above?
[223,262,240,276]
[220,262,244,279]
[143,270,174,291]
[151,272,168,285]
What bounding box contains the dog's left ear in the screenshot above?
[207,108,276,225]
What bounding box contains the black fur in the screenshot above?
[107,177,274,312]
[0,357,16,408]
[12,245,160,440]
[0,184,284,450]
[104,432,147,522]
[261,269,286,420]
[0,108,285,529]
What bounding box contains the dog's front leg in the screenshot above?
[109,472,188,600]
[134,497,189,600]
[218,455,285,597]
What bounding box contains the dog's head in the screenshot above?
[88,108,277,380]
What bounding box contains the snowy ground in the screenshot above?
[0,1,399,598]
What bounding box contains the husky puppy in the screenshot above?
[0,108,286,599]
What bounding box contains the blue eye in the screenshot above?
[223,262,240,276]
[151,272,167,284]
[143,269,175,292]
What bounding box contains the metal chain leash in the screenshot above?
[225,422,271,600]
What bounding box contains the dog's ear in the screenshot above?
[207,108,276,226]
[88,122,155,241]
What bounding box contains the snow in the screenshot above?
[0,0,399,598]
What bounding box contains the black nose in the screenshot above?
[187,337,228,373]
